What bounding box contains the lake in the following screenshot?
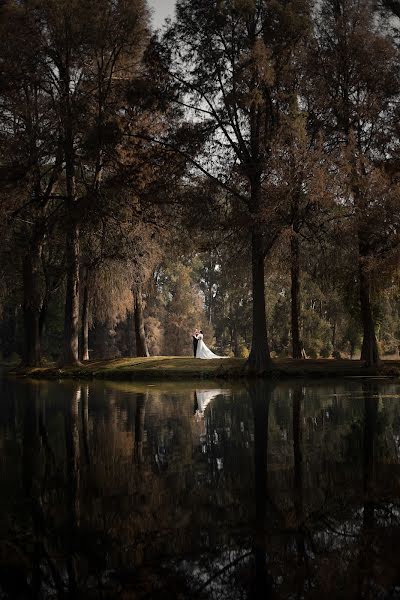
[1,377,400,599]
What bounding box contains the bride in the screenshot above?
[195,331,225,359]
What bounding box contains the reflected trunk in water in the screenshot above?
[293,387,308,594]
[134,393,147,464]
[64,386,81,595]
[22,386,43,598]
[250,382,274,599]
[357,384,379,598]
[81,385,90,466]
[21,387,64,598]
[362,385,378,529]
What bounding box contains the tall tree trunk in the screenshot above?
[127,311,135,356]
[38,297,48,349]
[291,232,303,359]
[60,47,81,366]
[247,231,271,372]
[133,288,149,357]
[331,319,337,352]
[233,325,240,358]
[22,238,43,367]
[358,243,380,366]
[80,272,90,361]
[63,220,81,365]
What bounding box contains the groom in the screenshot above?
[192,328,199,357]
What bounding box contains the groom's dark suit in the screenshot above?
[193,335,199,357]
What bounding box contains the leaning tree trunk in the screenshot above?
[290,232,303,359]
[80,271,90,361]
[22,238,43,367]
[358,241,380,366]
[133,288,149,357]
[246,230,271,373]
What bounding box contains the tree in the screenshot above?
[157,0,310,371]
[32,0,150,365]
[0,1,63,366]
[306,0,400,365]
[268,112,334,358]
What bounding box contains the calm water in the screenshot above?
[1,377,400,599]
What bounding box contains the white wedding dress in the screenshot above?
[195,334,225,359]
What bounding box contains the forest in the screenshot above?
[1,0,400,372]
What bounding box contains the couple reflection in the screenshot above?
[193,388,228,416]
[192,383,277,597]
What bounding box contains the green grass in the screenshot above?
[7,356,400,381]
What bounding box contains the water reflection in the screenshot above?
[0,378,400,598]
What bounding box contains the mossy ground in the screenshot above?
[7,356,400,381]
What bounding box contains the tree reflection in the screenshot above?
[249,381,274,599]
[22,384,43,598]
[1,378,400,599]
[134,392,147,464]
[20,384,65,598]
[64,385,81,595]
[81,384,90,466]
[357,383,379,598]
[292,386,309,596]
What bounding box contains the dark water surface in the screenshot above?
[1,377,400,599]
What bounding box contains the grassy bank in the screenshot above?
[6,356,400,381]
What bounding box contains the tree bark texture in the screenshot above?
[22,237,43,367]
[290,232,303,359]
[134,288,149,357]
[80,272,90,361]
[358,240,380,366]
[247,231,271,372]
[60,45,81,366]
[63,221,81,365]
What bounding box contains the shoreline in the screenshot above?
[4,356,400,382]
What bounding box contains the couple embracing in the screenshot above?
[192,328,225,359]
